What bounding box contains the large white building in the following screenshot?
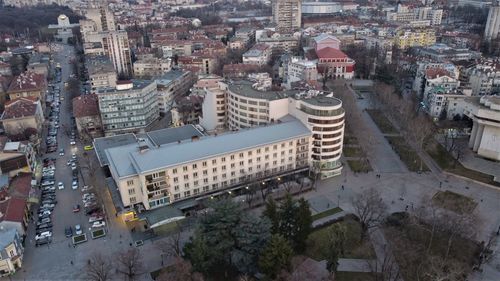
[386,4,443,26]
[464,96,500,161]
[104,80,346,211]
[97,80,159,135]
[3,0,66,7]
[485,0,500,42]
[287,57,318,87]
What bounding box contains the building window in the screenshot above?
[174,185,179,191]
[230,155,235,160]
[130,197,136,204]
[222,157,226,162]
[193,188,199,195]
[128,189,135,195]
[193,172,198,178]
[203,186,209,192]
[203,170,208,175]
[183,166,188,172]
[212,183,218,189]
[239,161,244,166]
[184,191,191,197]
[194,180,199,186]
[127,180,134,186]
[174,194,180,199]
[213,168,217,173]
[184,175,189,180]
[203,178,208,183]
[213,176,218,181]
[184,183,189,188]
[202,161,207,167]
[192,164,197,169]
[212,159,217,164]
[173,177,178,183]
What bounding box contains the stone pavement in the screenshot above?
[337,258,378,273]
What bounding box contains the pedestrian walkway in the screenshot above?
[337,258,378,273]
[312,211,347,228]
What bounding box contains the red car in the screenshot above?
[72,204,80,213]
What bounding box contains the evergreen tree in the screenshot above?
[324,224,347,273]
[258,235,293,279]
[262,198,279,233]
[183,231,212,275]
[232,215,271,274]
[294,198,313,252]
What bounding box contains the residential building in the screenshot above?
[0,173,34,236]
[0,98,44,137]
[222,64,262,79]
[413,62,459,96]
[27,54,50,77]
[199,82,227,132]
[257,32,300,55]
[3,0,66,7]
[422,68,461,107]
[413,43,481,62]
[0,228,24,277]
[386,4,443,26]
[155,70,195,113]
[485,0,500,42]
[466,61,500,96]
[171,95,204,126]
[0,139,37,176]
[424,87,472,119]
[101,31,133,77]
[97,80,159,135]
[464,95,500,160]
[286,57,318,87]
[72,94,103,138]
[6,72,46,107]
[133,58,172,78]
[84,6,116,33]
[272,0,302,33]
[86,56,117,94]
[0,62,11,76]
[394,29,436,49]
[243,44,272,65]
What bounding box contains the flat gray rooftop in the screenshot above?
[94,134,137,167]
[228,80,298,101]
[303,95,342,107]
[106,119,311,178]
[146,125,203,147]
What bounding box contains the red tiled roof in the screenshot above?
[425,68,453,79]
[316,47,348,59]
[4,197,26,223]
[1,97,39,119]
[7,71,46,93]
[72,94,99,118]
[10,173,32,199]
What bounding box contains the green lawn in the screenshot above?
[425,140,500,187]
[366,109,399,134]
[386,136,429,172]
[72,234,87,244]
[344,146,363,157]
[306,217,376,261]
[347,160,373,173]
[91,229,106,239]
[433,191,477,214]
[312,207,343,221]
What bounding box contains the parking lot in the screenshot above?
[14,44,135,280]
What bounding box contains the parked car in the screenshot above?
[72,180,78,190]
[58,182,64,190]
[89,215,104,223]
[75,224,82,235]
[59,149,65,156]
[35,231,52,240]
[35,237,52,247]
[37,223,53,229]
[91,221,106,228]
[84,145,93,151]
[41,181,55,187]
[65,227,73,238]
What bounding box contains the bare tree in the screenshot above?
[352,188,388,237]
[368,247,401,281]
[424,255,465,281]
[157,223,183,258]
[156,257,204,281]
[440,211,477,262]
[115,248,144,281]
[85,252,114,281]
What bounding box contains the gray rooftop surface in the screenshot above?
[156,69,187,85]
[85,56,115,75]
[0,228,17,250]
[228,80,299,100]
[107,119,311,178]
[146,125,203,147]
[94,134,137,167]
[303,95,342,107]
[97,79,154,94]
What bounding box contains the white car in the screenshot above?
[72,181,78,190]
[71,163,77,170]
[57,182,64,190]
[38,210,51,216]
[35,231,52,240]
[75,224,82,235]
[70,140,76,145]
[89,216,104,223]
[91,221,106,228]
